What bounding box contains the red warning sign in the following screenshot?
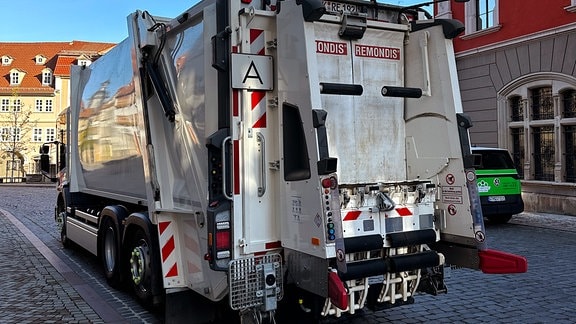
[446,173,455,185]
[448,204,457,215]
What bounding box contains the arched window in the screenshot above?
[501,75,576,183]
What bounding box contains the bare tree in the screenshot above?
[0,88,37,182]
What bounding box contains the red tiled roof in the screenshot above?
[0,41,115,95]
[54,56,77,76]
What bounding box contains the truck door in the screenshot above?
[232,10,281,256]
[314,20,407,186]
[403,20,527,273]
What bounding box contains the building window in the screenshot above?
[562,89,576,118]
[32,128,43,142]
[35,99,43,112]
[565,126,576,183]
[46,128,56,142]
[78,59,92,67]
[11,99,21,112]
[532,126,555,181]
[35,55,46,65]
[531,87,554,120]
[0,127,9,141]
[511,127,524,178]
[464,0,499,36]
[10,72,19,85]
[45,99,53,112]
[510,96,523,122]
[2,56,12,66]
[42,70,52,86]
[475,0,495,30]
[1,99,9,112]
[0,127,21,142]
[505,80,576,183]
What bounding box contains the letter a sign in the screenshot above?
[231,53,273,90]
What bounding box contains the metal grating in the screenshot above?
[565,125,576,183]
[532,126,555,181]
[511,127,525,178]
[229,253,283,310]
[531,87,554,120]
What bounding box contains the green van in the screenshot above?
[471,147,524,224]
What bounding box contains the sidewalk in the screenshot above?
[0,208,112,323]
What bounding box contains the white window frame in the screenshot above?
[45,99,53,112]
[42,70,52,86]
[0,127,9,141]
[46,128,56,142]
[10,72,19,85]
[32,128,43,142]
[1,56,12,66]
[78,59,91,67]
[566,0,576,13]
[463,0,501,38]
[0,127,21,142]
[35,55,46,65]
[11,99,21,112]
[35,99,43,112]
[1,99,9,112]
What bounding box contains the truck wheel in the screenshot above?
[56,201,70,248]
[102,219,122,288]
[128,227,157,307]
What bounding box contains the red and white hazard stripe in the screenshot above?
[342,207,413,221]
[182,219,203,277]
[159,221,178,278]
[249,29,266,128]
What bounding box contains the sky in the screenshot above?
[0,0,426,43]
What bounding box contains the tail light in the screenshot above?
[206,200,232,271]
[321,176,338,189]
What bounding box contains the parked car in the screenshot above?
[471,147,524,224]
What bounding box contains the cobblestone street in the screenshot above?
[1,184,575,323]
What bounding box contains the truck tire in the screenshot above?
[127,227,158,307]
[102,218,122,288]
[56,200,71,248]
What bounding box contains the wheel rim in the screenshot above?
[58,211,67,243]
[130,243,149,286]
[104,226,116,272]
[56,211,65,232]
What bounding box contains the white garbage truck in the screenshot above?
[43,0,527,322]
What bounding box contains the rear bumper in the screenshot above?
[480,195,524,216]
